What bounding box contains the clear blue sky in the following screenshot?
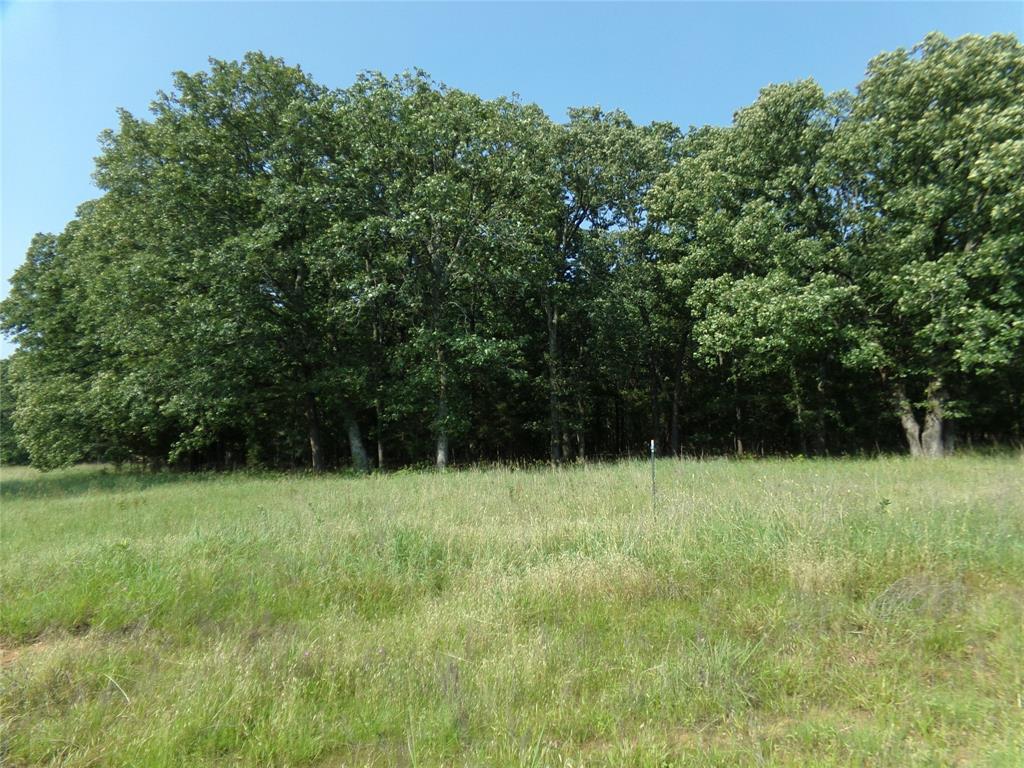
[2,1,1021,357]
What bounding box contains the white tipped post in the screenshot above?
[650,438,656,515]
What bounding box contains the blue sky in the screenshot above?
[2,1,1021,357]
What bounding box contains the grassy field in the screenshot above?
[1,456,1022,766]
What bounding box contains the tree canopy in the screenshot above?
[3,35,1022,470]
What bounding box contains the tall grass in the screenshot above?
[2,455,1022,766]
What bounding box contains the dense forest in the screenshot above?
[2,32,1022,471]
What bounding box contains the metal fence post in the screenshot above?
[650,438,656,515]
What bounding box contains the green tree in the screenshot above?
[4,38,1022,470]
[535,109,675,463]
[826,33,1024,455]
[0,232,108,468]
[92,53,374,471]
[341,73,552,469]
[650,82,854,455]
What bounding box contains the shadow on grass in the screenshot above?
[0,465,214,502]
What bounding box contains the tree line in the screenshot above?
[2,32,1021,471]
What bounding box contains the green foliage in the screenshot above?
[1,34,1022,468]
[825,33,1024,392]
[0,359,29,465]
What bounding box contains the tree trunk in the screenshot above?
[544,299,562,466]
[435,349,449,471]
[305,391,324,472]
[894,383,923,457]
[670,391,681,457]
[435,424,449,470]
[372,309,386,471]
[942,420,957,455]
[614,396,621,455]
[648,350,660,453]
[670,344,684,457]
[345,413,370,473]
[790,366,807,456]
[1011,388,1022,446]
[733,372,744,457]
[576,398,586,461]
[428,239,450,471]
[375,400,385,470]
[920,379,946,458]
[893,379,946,458]
[812,368,828,456]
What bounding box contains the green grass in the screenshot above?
[2,456,1023,766]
